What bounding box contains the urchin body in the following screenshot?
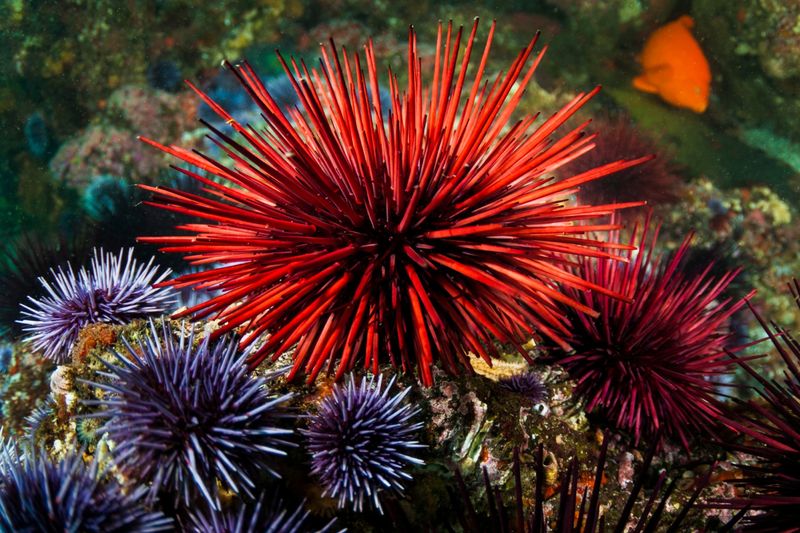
[19,248,173,363]
[84,320,294,510]
[302,374,424,512]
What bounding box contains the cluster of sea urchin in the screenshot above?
[138,19,648,385]
[83,320,295,510]
[547,215,749,448]
[302,374,424,513]
[19,247,173,363]
[0,447,172,532]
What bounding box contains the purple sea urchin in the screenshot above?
[19,248,173,363]
[498,372,548,404]
[302,374,424,513]
[84,320,295,510]
[0,447,172,532]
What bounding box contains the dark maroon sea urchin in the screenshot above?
[18,247,173,363]
[83,320,295,511]
[560,114,684,209]
[454,438,742,531]
[302,374,425,513]
[0,230,90,339]
[713,283,800,531]
[548,215,750,448]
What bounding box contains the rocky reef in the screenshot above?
[2,2,800,531]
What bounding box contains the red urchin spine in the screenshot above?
[138,20,646,385]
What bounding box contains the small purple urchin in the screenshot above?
[83,320,295,510]
[0,447,172,532]
[302,374,425,513]
[498,372,548,404]
[19,247,173,363]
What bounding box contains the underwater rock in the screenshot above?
[23,112,50,159]
[106,84,196,141]
[49,125,164,189]
[146,58,183,93]
[49,84,197,189]
[662,178,800,376]
[0,346,53,439]
[692,1,800,138]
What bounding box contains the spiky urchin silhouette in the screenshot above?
[302,374,424,513]
[83,320,295,510]
[713,285,800,531]
[184,493,341,533]
[0,446,172,532]
[453,437,742,532]
[548,215,750,449]
[18,248,173,363]
[139,19,647,386]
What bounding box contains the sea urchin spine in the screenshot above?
[19,248,173,363]
[139,19,647,385]
[302,374,424,513]
[83,320,295,510]
[549,215,750,448]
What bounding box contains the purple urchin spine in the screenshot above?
[83,319,295,511]
[0,446,172,532]
[498,372,548,404]
[184,494,341,533]
[18,247,173,363]
[302,374,425,513]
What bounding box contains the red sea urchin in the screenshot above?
[548,215,751,448]
[139,20,647,385]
